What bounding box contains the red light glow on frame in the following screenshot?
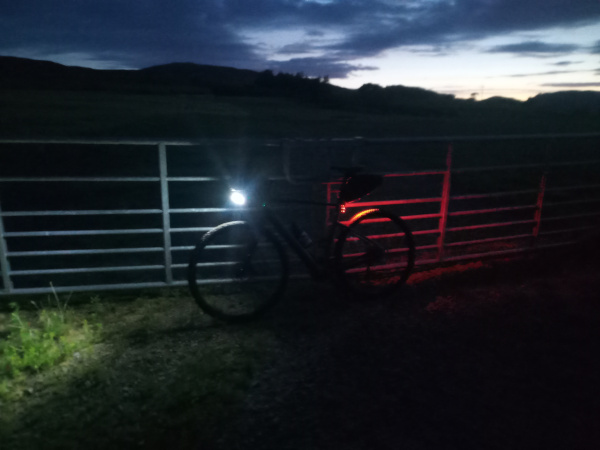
[349,208,379,222]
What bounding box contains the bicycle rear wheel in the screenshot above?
[188,221,288,322]
[334,209,415,299]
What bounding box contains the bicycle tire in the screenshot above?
[334,209,415,299]
[188,221,289,322]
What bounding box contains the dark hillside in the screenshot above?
[3,55,600,117]
[139,63,260,95]
[479,96,523,109]
[350,83,458,116]
[526,91,600,115]
[0,56,139,91]
[0,56,260,95]
[1,56,599,138]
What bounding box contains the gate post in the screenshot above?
[158,143,173,286]
[0,201,13,293]
[437,144,453,262]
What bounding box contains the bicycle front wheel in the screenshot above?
[334,209,415,299]
[188,221,289,322]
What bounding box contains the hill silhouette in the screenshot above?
[0,56,258,94]
[1,56,599,134]
[526,91,600,115]
[0,56,138,91]
[139,63,260,95]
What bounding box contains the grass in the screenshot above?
[0,287,272,449]
[0,286,101,399]
[0,250,598,449]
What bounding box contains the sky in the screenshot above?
[1,0,600,100]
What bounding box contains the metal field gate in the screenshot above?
[0,134,599,296]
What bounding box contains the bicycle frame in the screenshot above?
[244,195,378,282]
[262,205,330,280]
[226,170,392,281]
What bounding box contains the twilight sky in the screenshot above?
[2,0,599,100]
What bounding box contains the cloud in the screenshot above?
[552,60,582,66]
[0,0,263,69]
[278,42,317,56]
[592,40,600,54]
[487,41,581,56]
[1,0,600,78]
[541,82,600,87]
[325,0,600,57]
[508,70,582,78]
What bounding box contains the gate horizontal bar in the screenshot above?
[446,219,536,232]
[445,234,533,248]
[5,228,163,237]
[2,209,162,217]
[451,189,539,200]
[542,212,600,222]
[545,184,600,192]
[11,264,165,276]
[449,205,536,216]
[453,159,600,173]
[539,225,596,236]
[544,198,600,207]
[345,197,442,208]
[8,247,164,257]
[0,177,160,182]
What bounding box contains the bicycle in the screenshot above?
[188,166,416,322]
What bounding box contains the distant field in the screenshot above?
[2,88,600,140]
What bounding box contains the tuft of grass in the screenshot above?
[0,285,102,397]
[0,288,271,449]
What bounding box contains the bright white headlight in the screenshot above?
[230,189,246,206]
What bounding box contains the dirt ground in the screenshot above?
[2,245,600,450]
[213,249,600,450]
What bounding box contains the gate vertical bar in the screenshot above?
[532,173,547,247]
[0,201,13,293]
[325,181,333,226]
[437,144,453,262]
[158,143,173,285]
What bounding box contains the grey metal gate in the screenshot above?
[1,134,599,296]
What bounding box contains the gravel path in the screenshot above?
[211,256,600,450]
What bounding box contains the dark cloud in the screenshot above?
[326,0,600,58]
[0,0,262,69]
[1,0,599,77]
[487,41,581,56]
[278,43,317,56]
[552,61,582,66]
[592,40,600,54]
[509,70,581,77]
